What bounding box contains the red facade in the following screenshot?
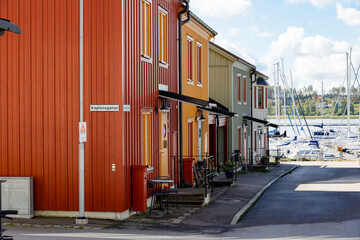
[0,0,124,213]
[123,0,180,209]
[0,0,180,216]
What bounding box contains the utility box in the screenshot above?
[183,158,195,185]
[0,177,33,218]
[131,165,152,212]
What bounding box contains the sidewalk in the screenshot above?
[3,163,297,230]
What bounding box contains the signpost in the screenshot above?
[76,0,87,225]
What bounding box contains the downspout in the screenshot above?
[178,0,190,187]
[250,68,256,165]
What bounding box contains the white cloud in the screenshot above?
[263,26,305,64]
[213,37,256,65]
[301,35,349,55]
[292,54,347,90]
[248,25,275,38]
[261,26,353,91]
[336,2,360,26]
[342,0,360,6]
[228,28,243,37]
[190,0,253,18]
[285,0,335,8]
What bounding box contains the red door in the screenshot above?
[188,122,193,157]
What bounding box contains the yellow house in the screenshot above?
[181,12,217,165]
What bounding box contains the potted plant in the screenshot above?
[261,156,268,165]
[222,161,236,179]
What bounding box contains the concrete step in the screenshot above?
[213,177,233,187]
[166,188,208,206]
[248,165,267,171]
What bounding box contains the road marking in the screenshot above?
[295,183,360,192]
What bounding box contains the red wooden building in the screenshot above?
[0,0,181,220]
[122,0,180,214]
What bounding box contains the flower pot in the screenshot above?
[225,170,234,179]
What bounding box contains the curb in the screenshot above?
[230,165,298,225]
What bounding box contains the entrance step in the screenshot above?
[213,177,233,187]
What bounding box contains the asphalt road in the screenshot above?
[231,161,360,239]
[6,161,360,240]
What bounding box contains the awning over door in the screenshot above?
[159,90,237,117]
[159,90,209,107]
[243,116,279,128]
[199,98,237,117]
[197,106,237,117]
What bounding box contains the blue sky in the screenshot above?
[190,0,360,93]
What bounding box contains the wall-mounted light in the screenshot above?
[159,102,169,113]
[243,120,248,127]
[196,109,206,122]
[155,97,170,113]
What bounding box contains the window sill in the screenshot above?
[159,61,168,69]
[187,80,194,85]
[141,55,153,64]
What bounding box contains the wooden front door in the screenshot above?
[160,112,169,176]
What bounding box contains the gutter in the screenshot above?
[250,68,256,165]
[178,0,190,187]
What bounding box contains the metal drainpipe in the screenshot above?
[178,0,190,187]
[216,115,220,173]
[250,69,256,165]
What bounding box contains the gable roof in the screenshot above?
[189,11,218,37]
[209,42,255,69]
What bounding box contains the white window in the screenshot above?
[159,7,168,65]
[141,0,152,59]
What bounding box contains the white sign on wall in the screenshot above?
[123,104,130,112]
[90,104,120,112]
[79,122,87,143]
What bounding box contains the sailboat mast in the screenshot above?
[282,58,287,130]
[347,50,351,138]
[273,64,278,123]
[321,81,324,126]
[277,63,281,125]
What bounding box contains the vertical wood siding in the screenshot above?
[0,0,123,212]
[124,0,179,209]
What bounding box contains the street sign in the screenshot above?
[79,122,86,142]
[90,104,120,112]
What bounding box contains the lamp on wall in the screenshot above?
[243,120,248,127]
[195,109,206,122]
[155,97,170,113]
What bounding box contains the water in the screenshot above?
[269,118,360,139]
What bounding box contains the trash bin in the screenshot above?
[131,165,153,212]
[183,158,194,185]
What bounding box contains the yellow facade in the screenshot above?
[181,14,216,160]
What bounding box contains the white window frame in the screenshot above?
[243,75,247,105]
[237,73,242,104]
[196,41,203,87]
[158,6,168,68]
[187,35,194,84]
[141,0,153,64]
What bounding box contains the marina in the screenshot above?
[269,51,360,161]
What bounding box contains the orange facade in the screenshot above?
[0,0,124,213]
[181,14,216,160]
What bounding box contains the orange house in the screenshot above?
[180,12,216,183]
